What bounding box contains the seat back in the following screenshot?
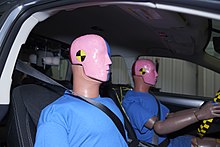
[7,84,64,147]
[100,83,137,140]
[0,105,8,122]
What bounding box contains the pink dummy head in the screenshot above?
[70,34,112,82]
[132,59,158,86]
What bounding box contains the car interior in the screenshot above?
[0,1,220,147]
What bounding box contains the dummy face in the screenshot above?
[143,62,158,86]
[70,34,112,82]
[88,42,112,81]
[134,59,158,86]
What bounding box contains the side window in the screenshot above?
[197,65,220,97]
[139,56,220,98]
[111,56,131,85]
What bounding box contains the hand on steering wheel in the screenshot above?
[196,90,220,138]
[195,101,220,121]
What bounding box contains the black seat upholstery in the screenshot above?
[7,84,64,147]
[99,83,137,140]
[0,106,8,122]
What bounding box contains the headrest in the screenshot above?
[29,54,37,64]
[42,57,60,66]
[36,50,54,67]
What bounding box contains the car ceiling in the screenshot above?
[31,3,220,72]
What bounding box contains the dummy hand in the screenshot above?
[195,101,220,121]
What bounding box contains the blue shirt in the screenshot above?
[122,90,169,144]
[35,90,128,147]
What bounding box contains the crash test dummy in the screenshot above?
[34,34,128,147]
[122,59,220,147]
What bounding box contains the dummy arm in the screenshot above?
[145,102,220,135]
[166,108,198,118]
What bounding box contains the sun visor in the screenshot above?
[156,28,195,55]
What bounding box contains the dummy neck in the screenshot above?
[133,76,151,93]
[72,65,101,98]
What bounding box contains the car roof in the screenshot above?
[1,0,220,72]
[30,0,220,72]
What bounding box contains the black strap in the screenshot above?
[152,96,161,145]
[15,60,127,142]
[158,138,170,147]
[155,98,161,120]
[153,94,170,147]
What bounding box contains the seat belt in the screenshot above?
[152,98,160,145]
[16,60,67,89]
[15,60,127,141]
[152,93,170,147]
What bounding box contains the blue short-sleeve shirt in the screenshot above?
[35,90,128,147]
[122,90,169,144]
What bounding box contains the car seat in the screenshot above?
[7,84,64,147]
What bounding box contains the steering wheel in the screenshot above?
[197,90,220,138]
